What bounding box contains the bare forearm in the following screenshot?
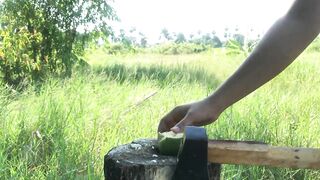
[158,0,320,133]
[209,0,320,112]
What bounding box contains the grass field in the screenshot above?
[1,48,320,179]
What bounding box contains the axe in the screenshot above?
[159,126,320,180]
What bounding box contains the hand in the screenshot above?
[157,98,222,133]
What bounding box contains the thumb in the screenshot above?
[170,115,192,133]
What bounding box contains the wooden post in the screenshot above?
[104,139,221,180]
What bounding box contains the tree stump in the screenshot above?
[104,139,221,180]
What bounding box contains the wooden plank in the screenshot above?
[208,140,320,169]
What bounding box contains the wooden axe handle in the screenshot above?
[208,140,320,169]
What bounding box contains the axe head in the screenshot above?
[172,126,209,180]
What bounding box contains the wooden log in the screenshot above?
[104,139,221,180]
[208,140,320,169]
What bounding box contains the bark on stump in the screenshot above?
[104,139,221,180]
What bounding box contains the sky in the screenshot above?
[111,0,294,43]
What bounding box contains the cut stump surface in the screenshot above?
[104,139,221,180]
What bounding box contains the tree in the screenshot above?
[201,33,212,45]
[175,33,186,44]
[160,28,172,41]
[128,27,137,45]
[211,35,222,48]
[140,37,147,48]
[0,0,117,86]
[138,32,148,48]
[224,27,230,38]
[118,29,134,47]
[190,32,222,48]
[189,34,194,42]
[233,34,245,47]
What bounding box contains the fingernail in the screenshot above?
[170,126,181,133]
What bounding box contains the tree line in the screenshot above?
[109,27,250,48]
[0,0,259,89]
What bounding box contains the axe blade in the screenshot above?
[172,126,209,180]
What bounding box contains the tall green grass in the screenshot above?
[1,49,320,179]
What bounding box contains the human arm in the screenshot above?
[158,0,320,133]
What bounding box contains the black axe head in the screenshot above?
[172,126,209,180]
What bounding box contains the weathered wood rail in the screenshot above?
[207,140,320,169]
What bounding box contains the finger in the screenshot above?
[158,114,177,132]
[158,105,189,132]
[170,115,193,133]
[158,120,173,133]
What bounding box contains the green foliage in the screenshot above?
[1,52,320,178]
[225,39,259,56]
[115,29,135,47]
[233,33,245,46]
[0,0,116,87]
[174,33,186,44]
[191,33,222,48]
[225,39,247,55]
[111,28,148,50]
[159,29,222,48]
[306,38,320,52]
[246,39,259,53]
[0,27,44,87]
[151,43,208,55]
[103,43,137,55]
[160,28,172,41]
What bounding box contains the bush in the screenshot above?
[0,0,116,88]
[150,43,208,55]
[0,27,46,87]
[225,39,246,56]
[225,39,259,56]
[103,43,137,55]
